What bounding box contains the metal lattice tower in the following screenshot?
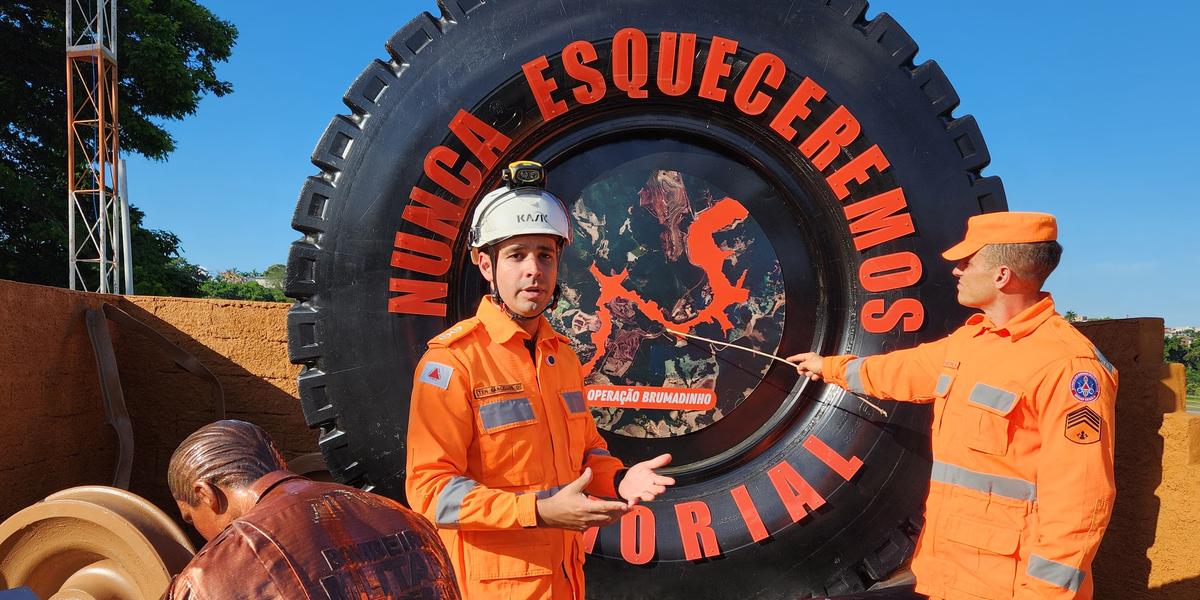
[67,0,131,293]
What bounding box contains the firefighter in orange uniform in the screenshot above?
[405,161,676,599]
[788,212,1116,600]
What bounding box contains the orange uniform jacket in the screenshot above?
[406,297,625,599]
[825,295,1116,600]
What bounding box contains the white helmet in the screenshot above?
[468,186,573,257]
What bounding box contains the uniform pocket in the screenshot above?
[477,396,537,433]
[558,390,591,467]
[932,369,957,431]
[464,531,554,582]
[475,396,544,486]
[962,383,1019,456]
[944,514,1020,599]
[934,370,957,397]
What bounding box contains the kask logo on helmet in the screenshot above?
[517,213,550,224]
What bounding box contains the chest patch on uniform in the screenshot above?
[419,361,453,390]
[943,359,960,369]
[1065,406,1101,445]
[1070,371,1099,402]
[473,383,524,399]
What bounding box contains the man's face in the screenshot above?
[176,485,236,541]
[479,234,560,317]
[952,250,1000,308]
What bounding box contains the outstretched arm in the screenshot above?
[786,336,952,403]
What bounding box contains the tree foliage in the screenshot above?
[1164,333,1200,397]
[261,263,286,290]
[0,0,236,292]
[198,268,288,302]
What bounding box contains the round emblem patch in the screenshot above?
[1070,372,1099,402]
[546,355,556,366]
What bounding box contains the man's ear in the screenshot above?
[477,250,494,283]
[994,265,1014,290]
[194,481,226,513]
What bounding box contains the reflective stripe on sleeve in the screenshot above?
[967,383,1018,413]
[585,448,611,460]
[533,485,563,499]
[1092,345,1116,377]
[935,373,952,396]
[562,391,587,413]
[478,397,535,430]
[435,476,478,527]
[1028,555,1085,592]
[930,461,1036,502]
[845,357,866,394]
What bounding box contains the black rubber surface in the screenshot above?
[826,586,924,600]
[285,1,1005,597]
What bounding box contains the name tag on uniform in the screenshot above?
[943,360,960,369]
[474,383,524,399]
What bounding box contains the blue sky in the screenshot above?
[126,0,1199,326]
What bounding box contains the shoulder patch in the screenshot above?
[419,361,454,390]
[1070,371,1100,402]
[428,319,479,347]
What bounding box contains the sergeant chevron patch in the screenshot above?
[1065,406,1101,445]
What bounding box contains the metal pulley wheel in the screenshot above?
[0,486,194,600]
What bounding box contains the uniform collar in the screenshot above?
[965,293,1057,342]
[476,296,557,346]
[247,470,304,505]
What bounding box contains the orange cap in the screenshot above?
[941,212,1058,261]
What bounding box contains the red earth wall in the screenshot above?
[1077,318,1200,597]
[0,279,314,526]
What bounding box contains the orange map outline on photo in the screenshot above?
[582,196,752,376]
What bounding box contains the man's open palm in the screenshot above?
[618,453,676,506]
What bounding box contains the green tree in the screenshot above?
[1063,310,1079,322]
[1164,334,1189,364]
[0,0,236,292]
[1184,338,1200,397]
[199,276,287,302]
[1164,334,1200,397]
[261,263,286,290]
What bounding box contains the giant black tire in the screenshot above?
[285,1,1005,597]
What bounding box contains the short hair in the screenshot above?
[168,420,286,505]
[980,241,1063,284]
